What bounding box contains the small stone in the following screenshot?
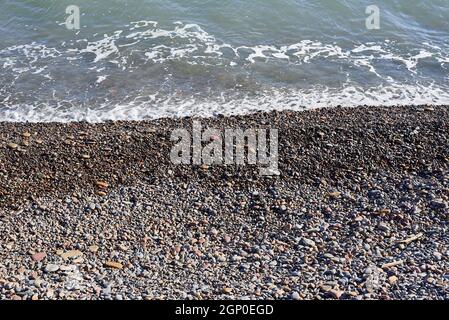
[430,199,447,210]
[73,257,84,264]
[388,276,398,285]
[31,252,47,262]
[174,246,181,254]
[96,181,109,189]
[433,251,442,260]
[223,287,232,294]
[223,235,231,243]
[22,132,31,138]
[118,244,128,251]
[328,289,343,299]
[89,245,99,253]
[45,264,60,273]
[59,265,75,271]
[291,291,300,300]
[376,208,391,216]
[31,294,39,301]
[320,284,332,292]
[97,191,107,197]
[104,261,123,269]
[300,237,316,247]
[46,289,54,299]
[60,250,83,260]
[412,206,422,214]
[368,189,382,199]
[328,191,341,199]
[7,143,18,149]
[81,154,90,159]
[378,222,390,233]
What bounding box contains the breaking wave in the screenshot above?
[1,21,448,122]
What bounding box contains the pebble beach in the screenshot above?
[0,105,448,300]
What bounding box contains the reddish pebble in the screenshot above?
[31,252,47,262]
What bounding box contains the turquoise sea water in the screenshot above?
[0,0,448,121]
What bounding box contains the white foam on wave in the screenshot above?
[1,82,448,123]
[76,32,122,63]
[3,21,448,75]
[1,21,449,122]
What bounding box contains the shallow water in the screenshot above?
[0,0,448,122]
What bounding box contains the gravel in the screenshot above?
[0,105,448,300]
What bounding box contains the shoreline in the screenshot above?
[0,105,448,300]
[1,105,448,208]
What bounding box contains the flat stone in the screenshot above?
[223,287,233,294]
[89,245,99,253]
[104,261,123,269]
[60,250,83,260]
[45,264,60,273]
[96,181,109,189]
